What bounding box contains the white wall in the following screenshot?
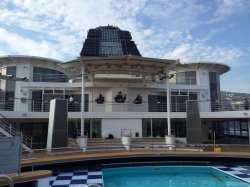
[102,118,142,138]
[196,69,211,112]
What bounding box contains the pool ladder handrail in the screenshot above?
[0,174,14,187]
[85,184,102,187]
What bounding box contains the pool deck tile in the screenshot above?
[49,166,250,186]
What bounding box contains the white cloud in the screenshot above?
[0,0,247,68]
[141,0,208,30]
[209,0,250,23]
[0,0,249,93]
[0,50,6,56]
[0,28,63,59]
[163,42,242,66]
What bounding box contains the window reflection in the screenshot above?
[33,67,68,82]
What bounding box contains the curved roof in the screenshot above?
[0,55,63,66]
[184,62,230,75]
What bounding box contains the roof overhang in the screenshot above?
[62,55,182,76]
[0,55,63,66]
[186,62,230,75]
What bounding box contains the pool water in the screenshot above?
[102,166,249,187]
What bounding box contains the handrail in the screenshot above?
[0,114,9,124]
[0,114,33,151]
[85,184,102,187]
[0,174,14,187]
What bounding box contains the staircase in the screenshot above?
[0,114,33,152]
[86,138,126,152]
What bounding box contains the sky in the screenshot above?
[0,0,250,93]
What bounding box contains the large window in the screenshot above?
[33,67,68,82]
[142,118,167,137]
[0,66,16,111]
[209,72,221,111]
[213,120,249,144]
[31,90,89,112]
[142,118,186,137]
[171,119,186,137]
[148,95,167,112]
[175,71,196,85]
[171,90,198,112]
[84,119,102,138]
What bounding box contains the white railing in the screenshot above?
[29,101,168,112]
[0,174,14,187]
[0,114,33,152]
[175,77,196,85]
[32,73,81,82]
[210,102,250,112]
[171,103,187,112]
[0,100,14,111]
[1,98,250,113]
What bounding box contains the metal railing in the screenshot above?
[0,114,33,152]
[0,174,14,187]
[0,100,14,111]
[174,77,197,85]
[171,103,186,112]
[32,73,198,85]
[211,101,250,112]
[21,142,205,158]
[1,97,250,113]
[32,73,82,82]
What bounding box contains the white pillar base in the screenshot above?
[121,136,131,151]
[165,135,176,151]
[77,137,88,152]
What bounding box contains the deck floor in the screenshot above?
[22,146,250,167]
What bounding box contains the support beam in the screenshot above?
[81,66,86,136]
[248,119,250,144]
[166,71,171,135]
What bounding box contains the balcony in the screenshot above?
[0,99,249,113]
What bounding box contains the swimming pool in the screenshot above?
[102,166,249,187]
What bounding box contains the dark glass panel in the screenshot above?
[33,67,68,82]
[142,119,151,137]
[152,118,167,137]
[148,95,167,112]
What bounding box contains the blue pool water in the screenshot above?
[102,166,249,187]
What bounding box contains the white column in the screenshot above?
[166,71,171,136]
[150,118,153,137]
[248,119,250,144]
[81,66,85,136]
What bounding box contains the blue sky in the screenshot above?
[0,0,250,93]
